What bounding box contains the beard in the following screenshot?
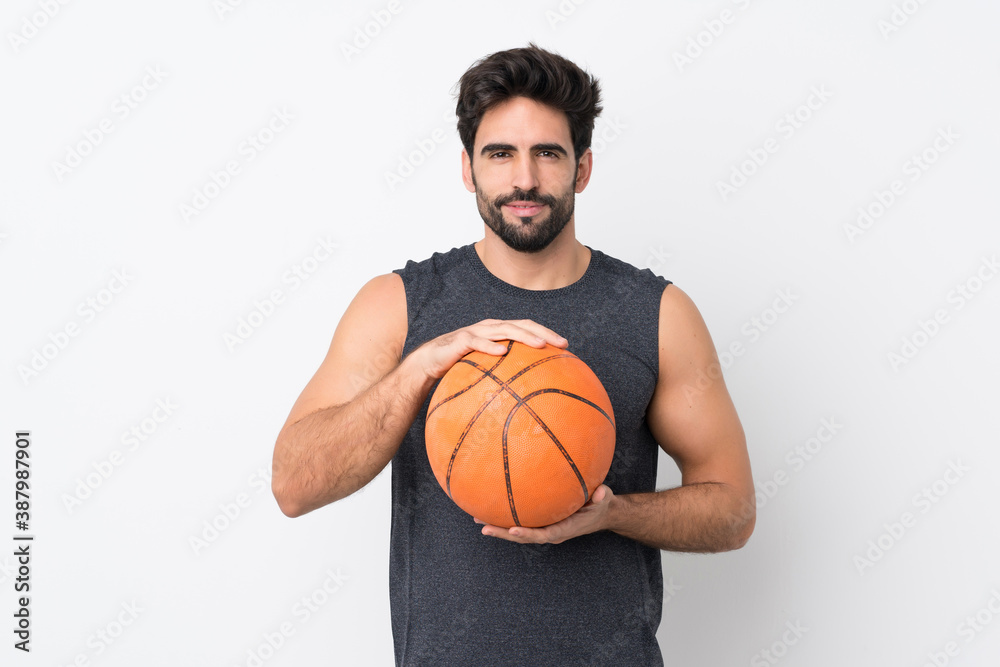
[472,171,575,253]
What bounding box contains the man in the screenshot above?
[272,43,754,666]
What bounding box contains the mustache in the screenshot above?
[493,190,556,208]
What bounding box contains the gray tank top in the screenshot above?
[390,243,671,666]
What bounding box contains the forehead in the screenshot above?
[475,96,571,148]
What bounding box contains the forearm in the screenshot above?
[605,482,755,552]
[272,355,434,517]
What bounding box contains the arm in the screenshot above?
[270,273,413,517]
[603,284,755,551]
[480,285,756,551]
[271,273,569,518]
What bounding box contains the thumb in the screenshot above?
[593,484,612,504]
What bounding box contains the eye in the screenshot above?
[539,151,559,158]
[490,151,511,159]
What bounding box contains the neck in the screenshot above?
[475,222,590,291]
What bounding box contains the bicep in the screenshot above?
[279,272,408,432]
[646,285,752,493]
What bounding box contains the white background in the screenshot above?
[2,1,999,665]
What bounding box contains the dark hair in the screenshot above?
[455,42,603,164]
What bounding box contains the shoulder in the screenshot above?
[342,272,407,344]
[584,248,695,340]
[587,248,673,312]
[654,284,720,382]
[657,284,701,330]
[590,247,672,288]
[392,244,473,324]
[393,244,470,282]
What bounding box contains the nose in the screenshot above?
[510,154,540,193]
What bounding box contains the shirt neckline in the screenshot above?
[464,242,601,299]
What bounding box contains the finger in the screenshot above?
[443,329,507,357]
[473,321,566,349]
[512,526,553,544]
[510,320,568,348]
[481,524,540,543]
[468,336,510,356]
[592,484,611,504]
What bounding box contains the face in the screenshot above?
[462,96,592,253]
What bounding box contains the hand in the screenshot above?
[476,484,615,545]
[408,318,568,380]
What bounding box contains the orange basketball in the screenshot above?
[425,340,615,528]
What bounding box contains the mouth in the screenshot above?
[503,201,546,217]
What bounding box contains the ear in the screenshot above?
[461,149,476,193]
[574,148,594,194]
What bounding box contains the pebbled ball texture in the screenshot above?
[425,340,616,528]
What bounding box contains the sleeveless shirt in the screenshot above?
[390,243,672,666]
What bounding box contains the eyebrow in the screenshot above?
[479,142,569,158]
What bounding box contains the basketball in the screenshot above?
[425,339,616,528]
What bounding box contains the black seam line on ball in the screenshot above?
[427,340,513,419]
[521,388,616,430]
[445,368,524,498]
[445,382,508,498]
[442,353,582,502]
[501,413,521,527]
[440,352,584,502]
[505,393,589,515]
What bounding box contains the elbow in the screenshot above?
[271,458,309,518]
[725,490,756,550]
[272,431,310,518]
[731,513,755,549]
[272,478,306,518]
[733,495,757,549]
